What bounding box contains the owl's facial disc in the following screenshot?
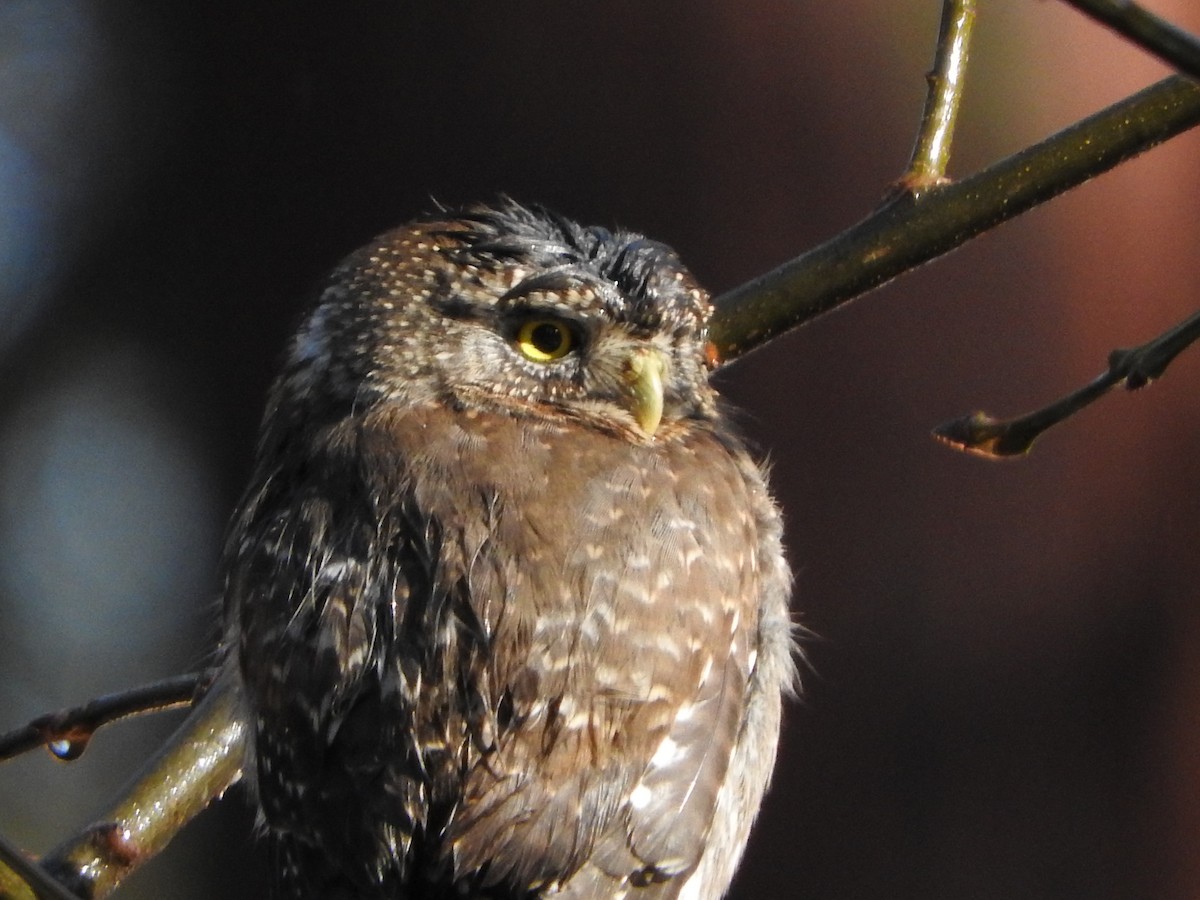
[503,309,669,437]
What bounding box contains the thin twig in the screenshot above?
[0,832,75,900]
[36,672,246,899]
[933,308,1200,457]
[1062,0,1200,81]
[899,0,976,193]
[0,672,211,763]
[708,75,1200,363]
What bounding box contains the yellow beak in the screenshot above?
[623,348,666,436]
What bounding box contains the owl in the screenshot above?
[221,201,796,899]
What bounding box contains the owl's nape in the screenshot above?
[223,200,796,899]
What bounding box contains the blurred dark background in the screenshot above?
[2,2,1200,898]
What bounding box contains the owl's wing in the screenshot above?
[544,663,751,900]
[230,480,429,896]
[445,604,753,897]
[613,641,750,884]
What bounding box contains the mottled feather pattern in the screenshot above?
[222,200,796,898]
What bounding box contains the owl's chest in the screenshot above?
[365,404,764,695]
[377,403,754,576]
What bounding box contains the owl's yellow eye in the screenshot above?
[515,318,575,362]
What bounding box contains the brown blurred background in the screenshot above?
[1,2,1199,898]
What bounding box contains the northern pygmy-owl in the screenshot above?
[221,201,796,899]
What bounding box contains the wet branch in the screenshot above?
[36,674,246,899]
[0,673,210,764]
[899,0,976,193]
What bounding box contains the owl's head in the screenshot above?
[279,200,718,441]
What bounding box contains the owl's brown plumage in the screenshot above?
[221,201,795,899]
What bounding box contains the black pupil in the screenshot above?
[531,322,565,354]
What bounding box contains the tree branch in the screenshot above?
[927,1,1200,458]
[1062,0,1200,81]
[20,673,247,899]
[708,75,1200,363]
[0,673,210,764]
[933,308,1200,457]
[899,0,976,193]
[0,833,73,900]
